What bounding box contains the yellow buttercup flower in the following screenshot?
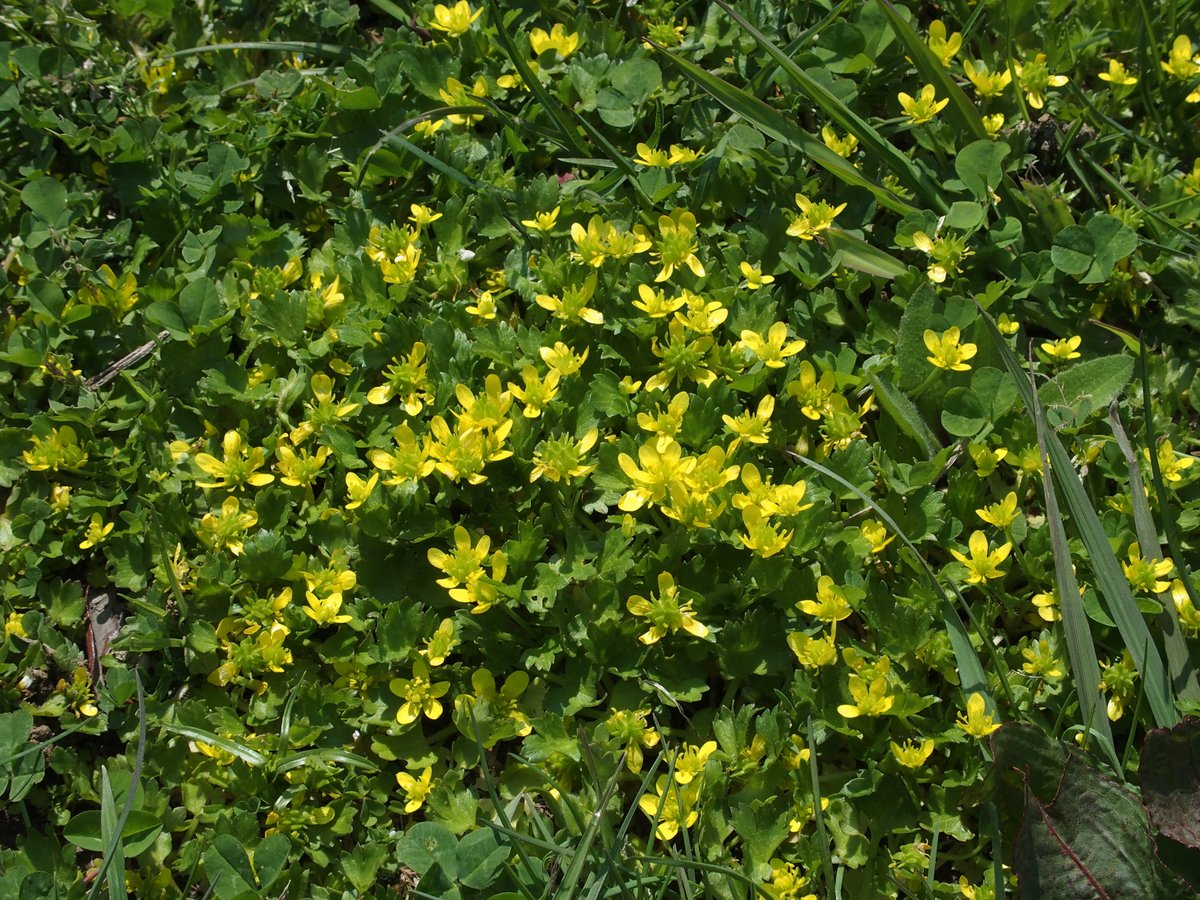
[957,692,1001,737]
[739,261,774,289]
[1039,335,1082,363]
[429,0,482,38]
[926,20,962,67]
[962,59,1013,98]
[194,431,275,490]
[739,322,806,368]
[976,492,1019,528]
[638,776,700,841]
[1013,53,1069,109]
[1146,439,1195,484]
[898,84,948,124]
[78,513,114,550]
[912,230,972,283]
[521,206,560,232]
[1162,35,1200,80]
[951,531,1012,585]
[890,738,935,769]
[837,674,895,718]
[1122,541,1173,594]
[634,143,671,167]
[1097,58,1137,86]
[626,572,709,644]
[923,326,977,371]
[390,660,451,725]
[820,124,858,158]
[395,767,434,813]
[530,23,581,58]
[787,194,845,240]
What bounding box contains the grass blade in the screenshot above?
[89,672,146,900]
[1108,403,1199,700]
[1027,357,1117,763]
[979,309,1179,728]
[651,44,917,216]
[166,41,355,62]
[824,227,909,279]
[713,0,948,212]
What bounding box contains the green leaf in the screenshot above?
[954,141,1010,202]
[343,844,390,893]
[1139,718,1200,850]
[895,283,937,390]
[395,822,459,877]
[64,809,162,856]
[253,292,308,347]
[825,228,908,278]
[179,279,224,332]
[203,834,258,899]
[609,58,661,105]
[941,387,987,437]
[864,368,940,457]
[251,834,290,891]
[21,177,70,227]
[456,828,509,889]
[1038,354,1134,426]
[1050,224,1095,275]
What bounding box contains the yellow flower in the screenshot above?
[976,492,1019,528]
[1161,35,1200,80]
[618,436,694,511]
[950,531,1012,584]
[1145,439,1195,484]
[739,322,806,368]
[671,741,718,785]
[787,194,845,240]
[926,20,962,67]
[634,143,672,167]
[667,144,704,164]
[429,0,482,37]
[982,113,1006,137]
[997,313,1020,335]
[633,283,685,318]
[303,591,352,626]
[739,506,793,558]
[626,572,709,644]
[602,709,660,774]
[912,230,973,282]
[24,425,89,472]
[739,261,774,289]
[957,692,1001,738]
[674,291,727,334]
[539,341,588,377]
[5,611,29,640]
[275,442,330,488]
[897,84,948,124]
[78,513,115,550]
[722,395,774,452]
[1021,638,1064,678]
[1039,335,1082,363]
[969,443,1007,477]
[764,858,817,900]
[1031,589,1062,623]
[390,659,451,725]
[1098,58,1137,86]
[530,23,580,58]
[860,519,895,555]
[344,471,379,510]
[837,674,895,718]
[521,207,560,232]
[890,738,935,769]
[638,776,700,840]
[1013,53,1069,109]
[197,496,258,556]
[508,365,561,418]
[1122,541,1173,594]
[465,290,498,319]
[194,430,274,491]
[924,327,977,371]
[396,767,434,813]
[408,203,443,227]
[530,428,599,483]
[962,59,1012,98]
[369,422,436,486]
[368,342,433,414]
[787,630,838,668]
[820,124,858,158]
[649,209,705,282]
[535,273,604,325]
[421,618,459,666]
[437,76,488,125]
[646,321,715,391]
[428,525,493,589]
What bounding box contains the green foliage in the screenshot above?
[1,0,1198,897]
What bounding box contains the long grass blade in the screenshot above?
[713,0,948,212]
[88,672,146,900]
[824,228,909,279]
[166,41,355,61]
[651,45,917,216]
[1108,404,1199,700]
[979,309,1179,728]
[1027,357,1116,763]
